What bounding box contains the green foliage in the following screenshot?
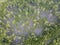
[0,0,60,45]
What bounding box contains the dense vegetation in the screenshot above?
[0,0,60,45]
